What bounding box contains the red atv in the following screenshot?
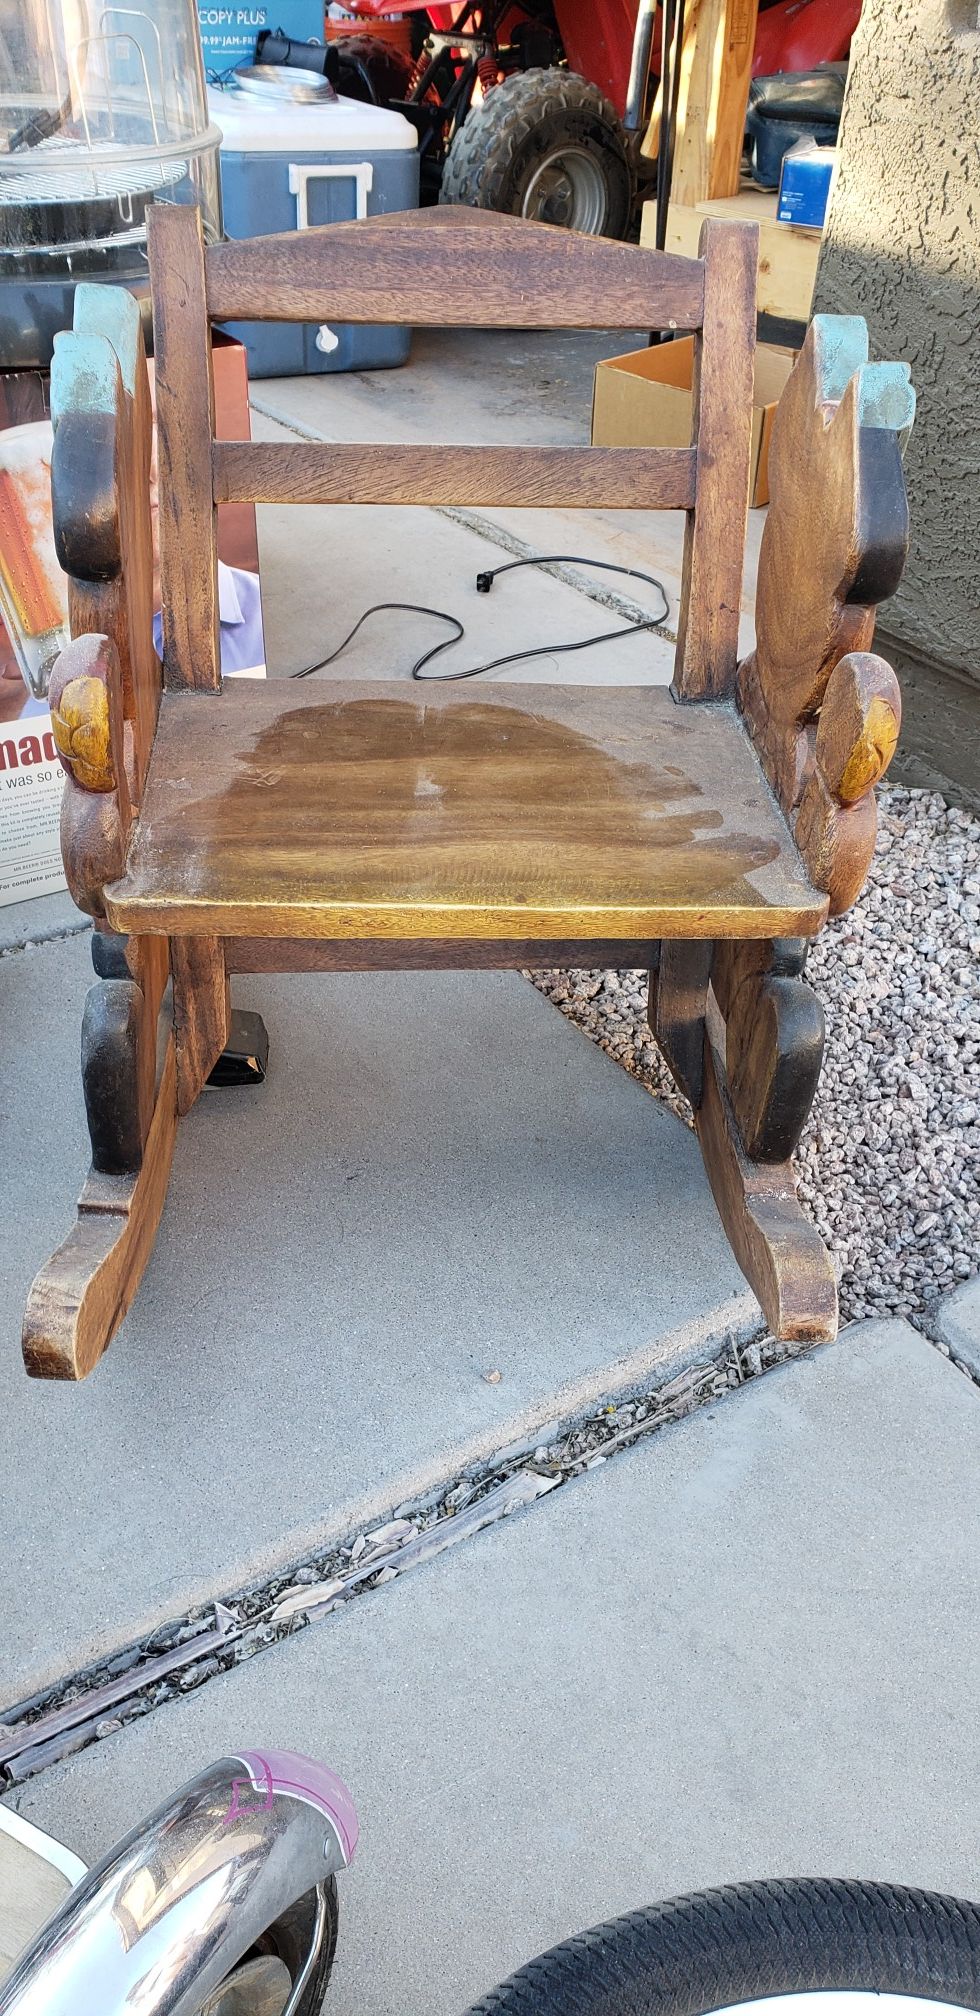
[329,0,860,236]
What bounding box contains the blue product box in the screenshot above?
[776,142,836,229]
[198,0,323,78]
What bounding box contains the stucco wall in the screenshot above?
[814,0,980,685]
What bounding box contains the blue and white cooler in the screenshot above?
[209,74,419,377]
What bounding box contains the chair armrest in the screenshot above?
[50,284,159,796]
[737,314,914,913]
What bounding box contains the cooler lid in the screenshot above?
[208,84,417,152]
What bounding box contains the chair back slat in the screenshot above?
[672,217,758,702]
[148,203,761,698]
[148,201,220,692]
[203,209,706,331]
[212,442,698,512]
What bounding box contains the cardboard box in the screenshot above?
[777,140,837,229]
[591,336,796,508]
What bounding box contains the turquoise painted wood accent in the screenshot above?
[73,283,142,400]
[810,314,868,404]
[855,361,916,440]
[50,331,120,428]
[809,314,915,444]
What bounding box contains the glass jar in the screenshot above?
[0,0,222,365]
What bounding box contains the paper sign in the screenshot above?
[0,711,66,907]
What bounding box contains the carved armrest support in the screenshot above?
[737,314,914,915]
[49,634,132,921]
[795,650,901,914]
[50,286,158,792]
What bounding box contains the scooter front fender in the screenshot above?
[0,1749,357,2016]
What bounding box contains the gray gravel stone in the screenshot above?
[531,786,979,1336]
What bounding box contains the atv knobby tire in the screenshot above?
[331,34,415,108]
[440,69,631,238]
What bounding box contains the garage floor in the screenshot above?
[247,326,765,688]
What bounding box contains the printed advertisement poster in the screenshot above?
[0,701,66,907]
[198,0,322,75]
[0,420,68,908]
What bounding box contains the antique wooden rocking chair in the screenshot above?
[24,203,913,1379]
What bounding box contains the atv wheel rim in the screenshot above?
[521,147,608,232]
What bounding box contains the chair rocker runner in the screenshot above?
[23,203,914,1379]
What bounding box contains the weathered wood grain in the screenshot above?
[103,683,827,941]
[812,649,902,805]
[645,0,760,202]
[213,441,697,512]
[794,649,902,916]
[711,936,806,1016]
[752,316,913,728]
[723,966,825,1164]
[22,1038,179,1381]
[736,650,813,814]
[696,1004,837,1341]
[228,938,659,972]
[170,936,231,1115]
[673,219,758,700]
[204,206,705,331]
[48,633,124,800]
[126,932,171,1142]
[648,941,713,1107]
[737,324,912,916]
[48,636,131,921]
[147,203,220,693]
[30,204,887,1381]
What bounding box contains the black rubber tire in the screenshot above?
[440,70,631,239]
[463,1879,980,2016]
[331,34,415,108]
[240,1877,339,2016]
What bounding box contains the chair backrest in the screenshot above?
[147,203,759,704]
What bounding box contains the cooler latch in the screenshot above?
[287,160,375,229]
[287,162,376,351]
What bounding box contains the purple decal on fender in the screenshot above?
[234,1750,359,1864]
[223,1755,274,1827]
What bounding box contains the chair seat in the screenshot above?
[103,680,828,941]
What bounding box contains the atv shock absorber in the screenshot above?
[477,52,500,94]
[407,51,428,93]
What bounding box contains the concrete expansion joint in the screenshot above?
[911,1306,980,1390]
[1,1314,803,1794]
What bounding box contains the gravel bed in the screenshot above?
[530,786,980,1338]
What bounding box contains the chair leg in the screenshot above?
[653,938,838,1343]
[171,937,233,1115]
[24,928,177,1378]
[23,1020,178,1382]
[696,1006,837,1342]
[24,932,269,1379]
